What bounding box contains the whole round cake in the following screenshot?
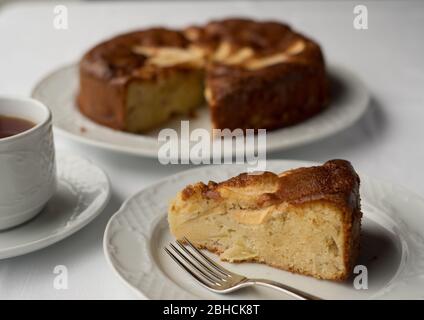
[78,18,329,133]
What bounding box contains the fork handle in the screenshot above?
[248,279,322,300]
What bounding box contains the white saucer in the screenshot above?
[0,152,110,260]
[104,160,424,300]
[32,64,369,159]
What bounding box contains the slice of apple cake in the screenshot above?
[168,160,362,280]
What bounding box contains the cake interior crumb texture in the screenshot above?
[126,70,204,132]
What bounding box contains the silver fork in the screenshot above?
[164,237,321,300]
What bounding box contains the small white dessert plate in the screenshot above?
[104,160,424,300]
[32,64,369,159]
[0,152,110,260]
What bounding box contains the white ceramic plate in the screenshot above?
[32,64,369,159]
[0,152,110,259]
[104,160,424,300]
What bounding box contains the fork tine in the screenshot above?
[168,244,222,286]
[164,247,215,289]
[183,237,235,277]
[175,240,227,281]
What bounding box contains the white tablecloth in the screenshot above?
[0,0,423,299]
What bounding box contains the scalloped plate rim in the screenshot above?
[103,159,424,300]
[0,152,111,260]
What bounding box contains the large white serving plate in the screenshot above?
[32,64,369,160]
[103,160,424,300]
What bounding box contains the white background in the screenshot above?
[0,0,423,299]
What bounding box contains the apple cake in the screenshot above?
[78,18,329,133]
[168,160,362,280]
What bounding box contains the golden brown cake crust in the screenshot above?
[182,159,360,213]
[80,28,189,81]
[78,18,329,132]
[186,18,322,56]
[196,19,328,130]
[78,28,193,130]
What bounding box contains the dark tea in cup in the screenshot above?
[0,115,35,139]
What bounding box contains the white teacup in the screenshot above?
[0,96,56,230]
